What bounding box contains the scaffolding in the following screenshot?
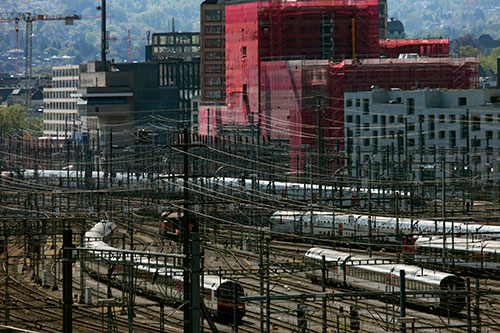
[379,39,450,58]
[224,0,379,126]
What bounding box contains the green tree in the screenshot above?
[480,46,500,74]
[0,105,26,138]
[458,45,479,58]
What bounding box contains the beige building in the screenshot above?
[43,64,86,138]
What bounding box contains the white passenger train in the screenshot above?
[270,211,500,241]
[3,169,414,209]
[405,236,500,273]
[305,247,466,313]
[84,220,246,321]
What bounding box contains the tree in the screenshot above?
[458,45,479,58]
[0,105,26,138]
[451,34,482,55]
[480,46,500,74]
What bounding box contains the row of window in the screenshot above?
[204,9,222,22]
[152,34,200,46]
[43,112,78,121]
[204,26,223,35]
[44,102,77,110]
[52,80,79,88]
[43,123,79,133]
[346,266,435,291]
[52,68,79,78]
[347,113,498,132]
[159,63,200,88]
[204,90,223,99]
[205,64,224,74]
[44,90,75,99]
[346,97,474,113]
[205,38,222,48]
[205,51,223,60]
[205,77,223,86]
[153,46,200,55]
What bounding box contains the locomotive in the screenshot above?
[306,247,466,313]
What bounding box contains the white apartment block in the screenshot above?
[344,88,500,185]
[43,65,85,138]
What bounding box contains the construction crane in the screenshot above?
[108,29,150,63]
[0,13,82,112]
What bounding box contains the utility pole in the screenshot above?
[99,0,108,71]
[442,155,446,271]
[183,126,192,333]
[316,96,323,198]
[62,229,73,333]
[399,270,406,333]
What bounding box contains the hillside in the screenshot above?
[1,0,499,74]
[0,0,201,71]
[387,0,500,40]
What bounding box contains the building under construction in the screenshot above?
[197,0,479,171]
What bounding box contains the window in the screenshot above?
[428,115,435,139]
[408,138,415,146]
[472,115,481,131]
[363,138,370,146]
[356,99,360,107]
[159,35,167,45]
[205,26,222,35]
[396,97,402,104]
[205,77,222,86]
[346,115,353,123]
[373,130,378,146]
[486,131,493,140]
[458,97,467,106]
[408,124,415,131]
[205,38,222,48]
[364,123,370,130]
[205,64,223,73]
[346,99,353,107]
[363,99,369,114]
[205,90,222,99]
[461,115,468,139]
[439,131,445,139]
[486,114,493,122]
[407,98,414,115]
[439,114,445,123]
[205,10,222,22]
[372,115,378,123]
[449,130,456,147]
[389,115,394,123]
[242,46,247,58]
[449,114,456,123]
[205,51,223,60]
[398,116,404,124]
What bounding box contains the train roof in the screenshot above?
[415,237,500,253]
[306,247,460,285]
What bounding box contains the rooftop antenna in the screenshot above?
[172,17,175,32]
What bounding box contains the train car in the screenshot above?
[270,211,500,242]
[405,236,500,273]
[84,221,245,322]
[9,169,414,210]
[305,247,466,313]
